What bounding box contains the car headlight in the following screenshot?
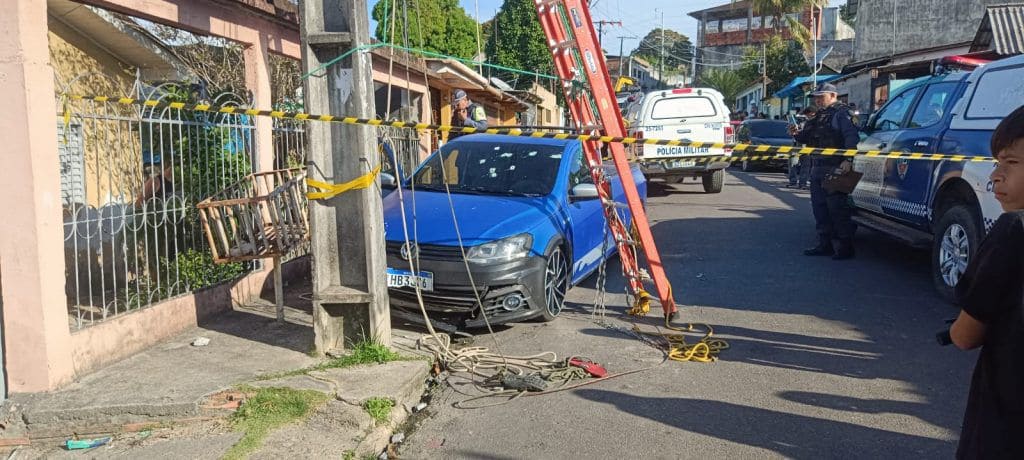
[465,234,533,264]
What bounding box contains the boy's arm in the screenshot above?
[951,310,987,350]
[952,213,1024,347]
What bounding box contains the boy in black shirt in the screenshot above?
[951,105,1024,459]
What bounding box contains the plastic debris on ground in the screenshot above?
[65,437,111,450]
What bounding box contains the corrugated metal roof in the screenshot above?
[989,4,1024,55]
[972,4,1024,55]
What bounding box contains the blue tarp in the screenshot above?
[773,74,842,99]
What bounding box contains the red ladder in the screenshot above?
[533,0,676,318]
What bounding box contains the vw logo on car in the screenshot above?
[399,242,418,261]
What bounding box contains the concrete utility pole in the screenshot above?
[658,10,665,89]
[617,35,637,78]
[761,42,767,109]
[298,0,391,354]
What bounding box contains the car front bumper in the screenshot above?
[385,242,548,327]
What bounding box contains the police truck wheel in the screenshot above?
[931,204,981,302]
[702,169,724,194]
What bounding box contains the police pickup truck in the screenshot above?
[852,54,1024,300]
[624,88,734,193]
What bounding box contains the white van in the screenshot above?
[624,88,734,193]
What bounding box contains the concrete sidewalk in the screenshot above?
[2,277,433,459]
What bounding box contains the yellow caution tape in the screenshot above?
[306,165,382,200]
[66,94,998,164]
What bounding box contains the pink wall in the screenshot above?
[80,0,300,58]
[1,0,76,393]
[0,0,302,393]
[69,259,308,377]
[370,57,433,160]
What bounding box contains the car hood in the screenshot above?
[382,189,554,247]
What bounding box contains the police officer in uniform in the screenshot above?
[449,89,487,141]
[789,83,860,260]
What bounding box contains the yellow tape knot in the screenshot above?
[306,165,382,200]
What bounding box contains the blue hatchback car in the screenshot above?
[382,134,647,328]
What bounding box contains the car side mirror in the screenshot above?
[380,172,397,188]
[570,183,600,201]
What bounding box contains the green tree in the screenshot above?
[372,0,479,60]
[839,2,856,26]
[700,69,749,108]
[484,0,553,89]
[634,28,693,75]
[737,35,809,95]
[735,0,827,49]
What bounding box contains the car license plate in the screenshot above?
[386,268,434,291]
[670,160,696,169]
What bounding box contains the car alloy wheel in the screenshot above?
[930,204,980,302]
[939,223,970,287]
[542,246,568,320]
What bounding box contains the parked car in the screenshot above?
[734,119,795,172]
[624,88,734,193]
[852,53,1024,300]
[381,134,647,328]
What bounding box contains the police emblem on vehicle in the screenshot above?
[897,159,910,180]
[400,242,419,261]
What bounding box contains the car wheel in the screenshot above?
[931,204,981,302]
[538,245,569,322]
[702,169,724,194]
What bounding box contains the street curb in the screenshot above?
[351,361,432,457]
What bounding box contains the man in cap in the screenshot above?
[788,82,860,259]
[449,89,487,141]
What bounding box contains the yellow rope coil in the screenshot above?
[633,323,729,363]
[306,165,382,200]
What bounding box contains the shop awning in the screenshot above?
[773,74,842,99]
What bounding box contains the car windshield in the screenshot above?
[409,141,564,196]
[746,121,791,138]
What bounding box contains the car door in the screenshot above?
[881,81,959,226]
[854,85,922,214]
[564,147,606,283]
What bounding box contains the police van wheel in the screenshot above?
[702,169,724,194]
[930,204,981,302]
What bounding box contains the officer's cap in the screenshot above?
[811,83,838,96]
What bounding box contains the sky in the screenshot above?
[367,0,846,59]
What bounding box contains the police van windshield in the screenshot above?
[651,96,717,120]
[411,141,563,196]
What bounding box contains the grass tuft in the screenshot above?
[363,397,395,426]
[256,340,402,381]
[222,386,330,460]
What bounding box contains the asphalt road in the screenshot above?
[396,169,978,460]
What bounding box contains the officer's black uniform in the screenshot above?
[793,100,860,259]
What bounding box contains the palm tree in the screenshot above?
[700,69,748,109]
[734,0,828,49]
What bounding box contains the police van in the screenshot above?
[624,88,734,193]
[852,53,1024,300]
